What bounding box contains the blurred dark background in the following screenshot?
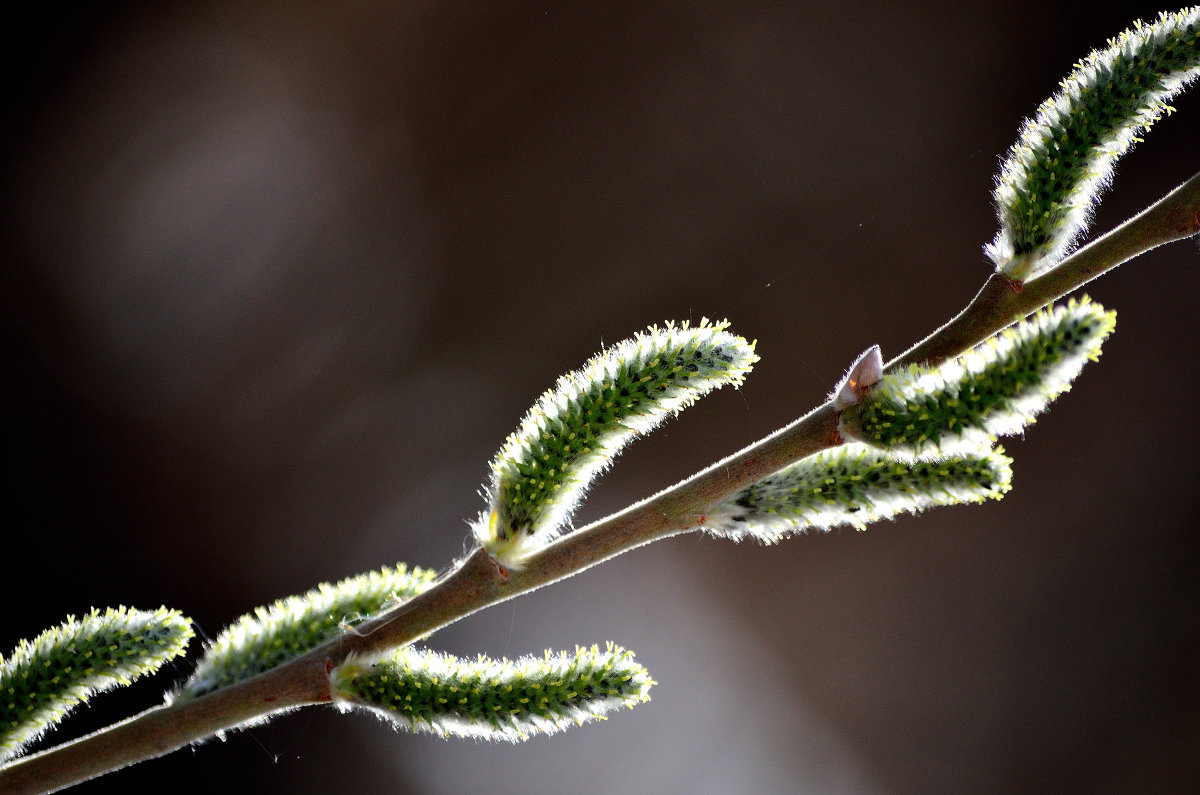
[3,2,1198,792]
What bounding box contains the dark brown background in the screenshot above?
[3,2,1198,792]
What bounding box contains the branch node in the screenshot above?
[1001,273,1024,293]
[486,554,511,581]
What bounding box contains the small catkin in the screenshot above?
[176,564,435,702]
[841,298,1115,459]
[1,607,192,762]
[705,445,1012,542]
[479,318,756,567]
[988,7,1200,281]
[331,643,653,742]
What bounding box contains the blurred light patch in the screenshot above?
[15,14,428,471]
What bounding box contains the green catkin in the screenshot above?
[331,643,653,742]
[176,564,435,702]
[989,7,1200,281]
[841,298,1115,459]
[705,445,1012,542]
[479,319,757,567]
[0,607,192,762]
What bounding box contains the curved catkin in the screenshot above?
[841,298,1115,459]
[705,445,1012,542]
[1,607,192,762]
[175,564,435,702]
[988,7,1200,281]
[478,319,757,567]
[331,643,653,742]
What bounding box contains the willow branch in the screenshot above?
[2,169,1197,795]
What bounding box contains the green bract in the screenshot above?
[331,643,652,741]
[841,298,1115,459]
[1,607,192,762]
[479,318,757,567]
[176,563,434,702]
[706,445,1011,542]
[989,7,1200,281]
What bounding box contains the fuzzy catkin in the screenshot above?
[988,7,1200,281]
[1,607,192,762]
[332,644,652,741]
[706,445,1012,541]
[842,298,1115,459]
[176,564,435,702]
[479,319,756,566]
